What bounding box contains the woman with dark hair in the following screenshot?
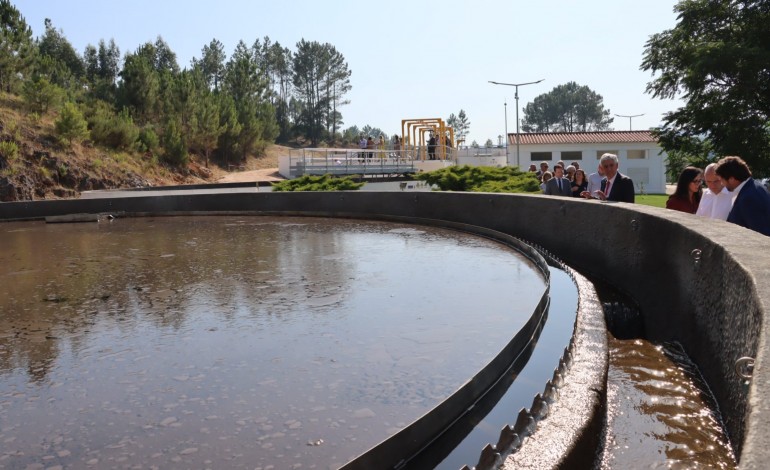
[571,168,588,197]
[666,166,704,213]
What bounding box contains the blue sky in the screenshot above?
[17,0,684,145]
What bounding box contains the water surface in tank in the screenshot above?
[599,337,737,469]
[0,216,546,469]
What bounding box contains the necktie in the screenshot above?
[558,179,562,191]
[605,180,612,198]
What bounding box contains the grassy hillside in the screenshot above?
[0,92,281,202]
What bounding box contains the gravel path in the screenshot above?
[216,168,284,183]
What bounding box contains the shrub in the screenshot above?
[55,102,89,145]
[271,174,365,192]
[138,126,160,153]
[0,141,20,163]
[88,106,139,150]
[22,77,65,114]
[4,119,21,141]
[413,165,541,193]
[37,165,52,179]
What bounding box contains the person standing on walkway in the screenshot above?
[427,134,437,160]
[358,135,368,162]
[366,136,375,159]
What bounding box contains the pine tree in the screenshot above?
[455,110,470,142]
[161,118,188,166]
[190,91,223,167]
[22,76,64,114]
[521,82,612,132]
[118,49,160,122]
[215,94,242,164]
[55,102,89,145]
[0,0,35,92]
[196,38,226,91]
[36,18,84,88]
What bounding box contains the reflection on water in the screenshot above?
[431,266,578,470]
[600,337,737,469]
[0,216,545,469]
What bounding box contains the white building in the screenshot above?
[510,131,668,194]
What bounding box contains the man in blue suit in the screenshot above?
[544,164,573,197]
[715,156,770,236]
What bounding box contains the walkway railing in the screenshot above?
[286,148,424,178]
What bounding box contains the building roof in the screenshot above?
[508,130,658,145]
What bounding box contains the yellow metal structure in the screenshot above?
[400,118,454,161]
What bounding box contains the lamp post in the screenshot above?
[614,113,644,131]
[489,79,544,168]
[504,101,508,165]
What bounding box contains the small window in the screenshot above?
[628,149,647,159]
[562,151,582,160]
[532,151,553,161]
[597,150,619,159]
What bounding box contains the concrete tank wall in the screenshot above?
[1,191,768,467]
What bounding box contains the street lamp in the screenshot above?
[504,101,508,165]
[489,79,544,168]
[614,113,644,131]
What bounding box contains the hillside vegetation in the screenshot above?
[0,1,364,201]
[0,93,290,201]
[0,92,219,201]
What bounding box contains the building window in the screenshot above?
[597,150,619,159]
[628,149,647,159]
[532,151,553,161]
[562,151,582,160]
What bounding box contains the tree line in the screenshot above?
[642,0,770,176]
[0,0,354,167]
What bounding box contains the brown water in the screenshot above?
[599,337,737,469]
[0,216,546,469]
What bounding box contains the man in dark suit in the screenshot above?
[715,156,770,236]
[544,164,572,197]
[580,153,635,202]
[593,153,635,202]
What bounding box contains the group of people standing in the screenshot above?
[533,153,768,236]
[666,156,770,236]
[358,135,378,159]
[427,133,452,160]
[534,153,635,203]
[356,134,450,160]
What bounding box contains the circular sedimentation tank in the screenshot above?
[1,189,761,469]
[0,215,562,469]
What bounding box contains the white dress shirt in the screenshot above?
[587,172,603,195]
[695,187,733,220]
